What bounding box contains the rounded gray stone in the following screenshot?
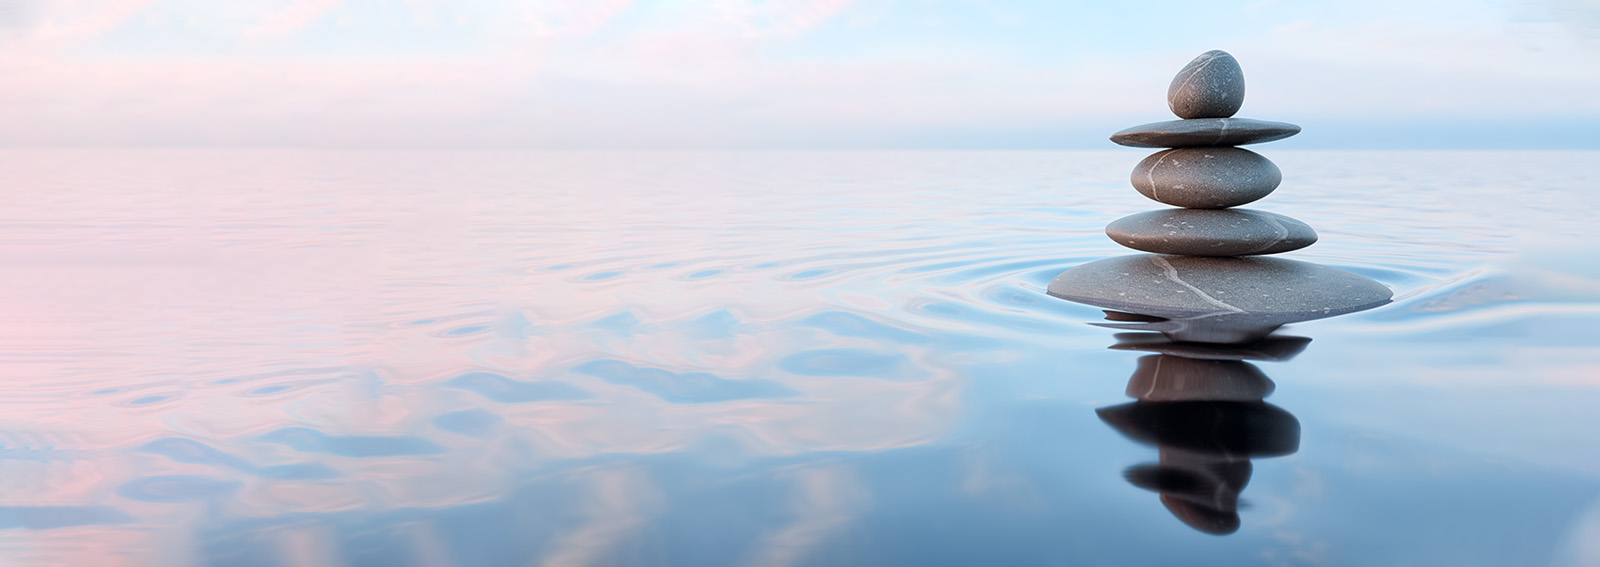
[1111,118,1299,148]
[1131,147,1281,209]
[1105,208,1317,256]
[1125,355,1275,402]
[1168,50,1245,119]
[1046,254,1392,343]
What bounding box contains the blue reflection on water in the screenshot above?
[256,463,343,480]
[574,360,798,402]
[261,428,445,457]
[118,476,242,503]
[0,507,134,530]
[447,372,593,403]
[778,349,908,378]
[139,438,254,471]
[798,311,931,344]
[432,409,504,437]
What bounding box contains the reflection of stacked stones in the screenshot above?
[1048,50,1391,344]
[1097,333,1305,535]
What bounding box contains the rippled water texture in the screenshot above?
[2,150,1598,566]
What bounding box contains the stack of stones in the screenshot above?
[1107,50,1313,259]
[1046,50,1392,344]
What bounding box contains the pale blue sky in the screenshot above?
[0,0,1596,148]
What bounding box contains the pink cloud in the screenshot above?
[0,0,155,53]
[242,0,346,40]
[512,0,634,38]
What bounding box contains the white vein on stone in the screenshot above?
[1150,256,1245,313]
[1212,118,1231,146]
[1234,212,1293,255]
[1147,152,1171,202]
[1171,52,1217,109]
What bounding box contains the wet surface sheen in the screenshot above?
[0,150,1597,566]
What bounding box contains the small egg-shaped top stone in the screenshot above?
[1168,50,1245,119]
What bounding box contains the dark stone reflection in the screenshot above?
[1097,332,1305,535]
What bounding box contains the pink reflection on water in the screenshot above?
[0,150,979,563]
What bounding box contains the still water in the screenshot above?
[1,150,1597,566]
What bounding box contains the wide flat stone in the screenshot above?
[1131,147,1281,209]
[1168,50,1245,119]
[1046,254,1393,343]
[1111,118,1300,148]
[1105,208,1316,256]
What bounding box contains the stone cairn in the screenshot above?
[1109,50,1308,256]
[1047,50,1392,344]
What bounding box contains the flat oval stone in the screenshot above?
[1105,208,1316,256]
[1111,118,1299,148]
[1168,50,1245,119]
[1131,147,1281,209]
[1047,254,1392,343]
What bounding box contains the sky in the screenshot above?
[0,0,1596,149]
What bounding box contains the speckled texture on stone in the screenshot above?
[1125,355,1275,401]
[1111,118,1299,148]
[1130,147,1281,209]
[1105,208,1316,256]
[1046,254,1392,343]
[1168,50,1245,119]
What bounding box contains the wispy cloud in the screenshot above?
[0,0,155,50]
[241,0,346,40]
[514,0,634,38]
[0,0,1596,148]
[717,0,855,37]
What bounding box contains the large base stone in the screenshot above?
[1046,254,1392,343]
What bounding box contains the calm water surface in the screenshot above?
[1,150,1598,566]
